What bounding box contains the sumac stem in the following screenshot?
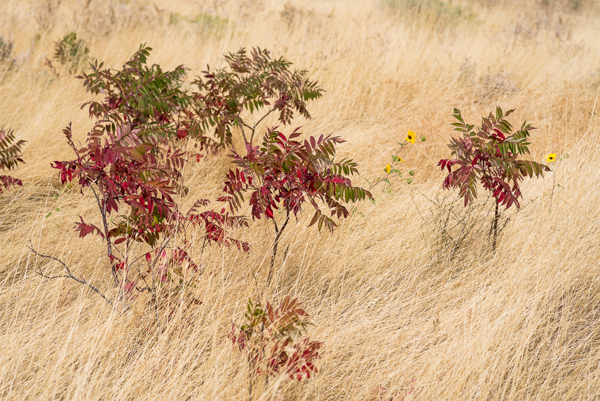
[492,201,500,251]
[267,209,290,289]
[90,185,118,285]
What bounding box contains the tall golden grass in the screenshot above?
[1,0,600,399]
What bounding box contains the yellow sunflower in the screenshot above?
[546,153,556,162]
[385,164,391,174]
[406,130,416,144]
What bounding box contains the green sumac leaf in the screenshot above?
[308,210,320,227]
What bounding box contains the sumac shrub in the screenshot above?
[54,32,90,74]
[231,297,322,385]
[0,127,25,193]
[221,127,371,286]
[438,106,549,249]
[50,46,249,305]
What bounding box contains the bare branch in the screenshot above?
[250,107,276,144]
[28,246,120,313]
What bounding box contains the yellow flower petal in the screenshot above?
[385,164,391,173]
[546,153,556,162]
[406,130,416,144]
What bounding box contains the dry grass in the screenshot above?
[1,0,600,399]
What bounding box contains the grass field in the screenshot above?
[1,0,600,399]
